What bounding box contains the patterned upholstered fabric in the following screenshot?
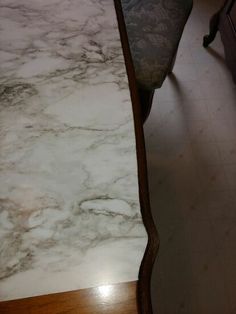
[121,0,193,90]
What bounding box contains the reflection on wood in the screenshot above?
[0,281,138,314]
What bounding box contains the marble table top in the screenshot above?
[0,0,147,301]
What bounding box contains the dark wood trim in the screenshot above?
[0,281,138,314]
[203,0,228,47]
[204,0,236,82]
[114,1,159,313]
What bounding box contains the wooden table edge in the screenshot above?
[114,1,159,313]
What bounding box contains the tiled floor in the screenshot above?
[145,0,236,313]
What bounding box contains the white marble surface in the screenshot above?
[0,0,147,301]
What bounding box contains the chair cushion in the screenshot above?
[121,0,193,90]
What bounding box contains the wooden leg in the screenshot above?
[203,12,220,47]
[168,49,177,74]
[203,0,228,48]
[138,88,154,124]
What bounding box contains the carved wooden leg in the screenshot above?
[138,88,154,124]
[203,12,220,47]
[203,0,228,47]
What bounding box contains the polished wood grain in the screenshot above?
[0,281,138,314]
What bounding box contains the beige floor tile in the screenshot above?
[173,63,199,82]
[209,119,236,142]
[187,119,216,143]
[206,98,236,121]
[196,165,229,192]
[145,0,236,313]
[161,281,199,314]
[194,279,230,314]
[200,78,236,100]
[218,141,236,164]
[191,141,222,166]
[200,190,236,220]
[224,165,236,190]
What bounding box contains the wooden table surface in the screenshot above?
[0,281,138,314]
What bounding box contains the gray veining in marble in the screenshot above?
[0,0,147,301]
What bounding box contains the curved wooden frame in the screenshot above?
[114,1,159,313]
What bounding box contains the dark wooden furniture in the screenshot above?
[203,0,236,83]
